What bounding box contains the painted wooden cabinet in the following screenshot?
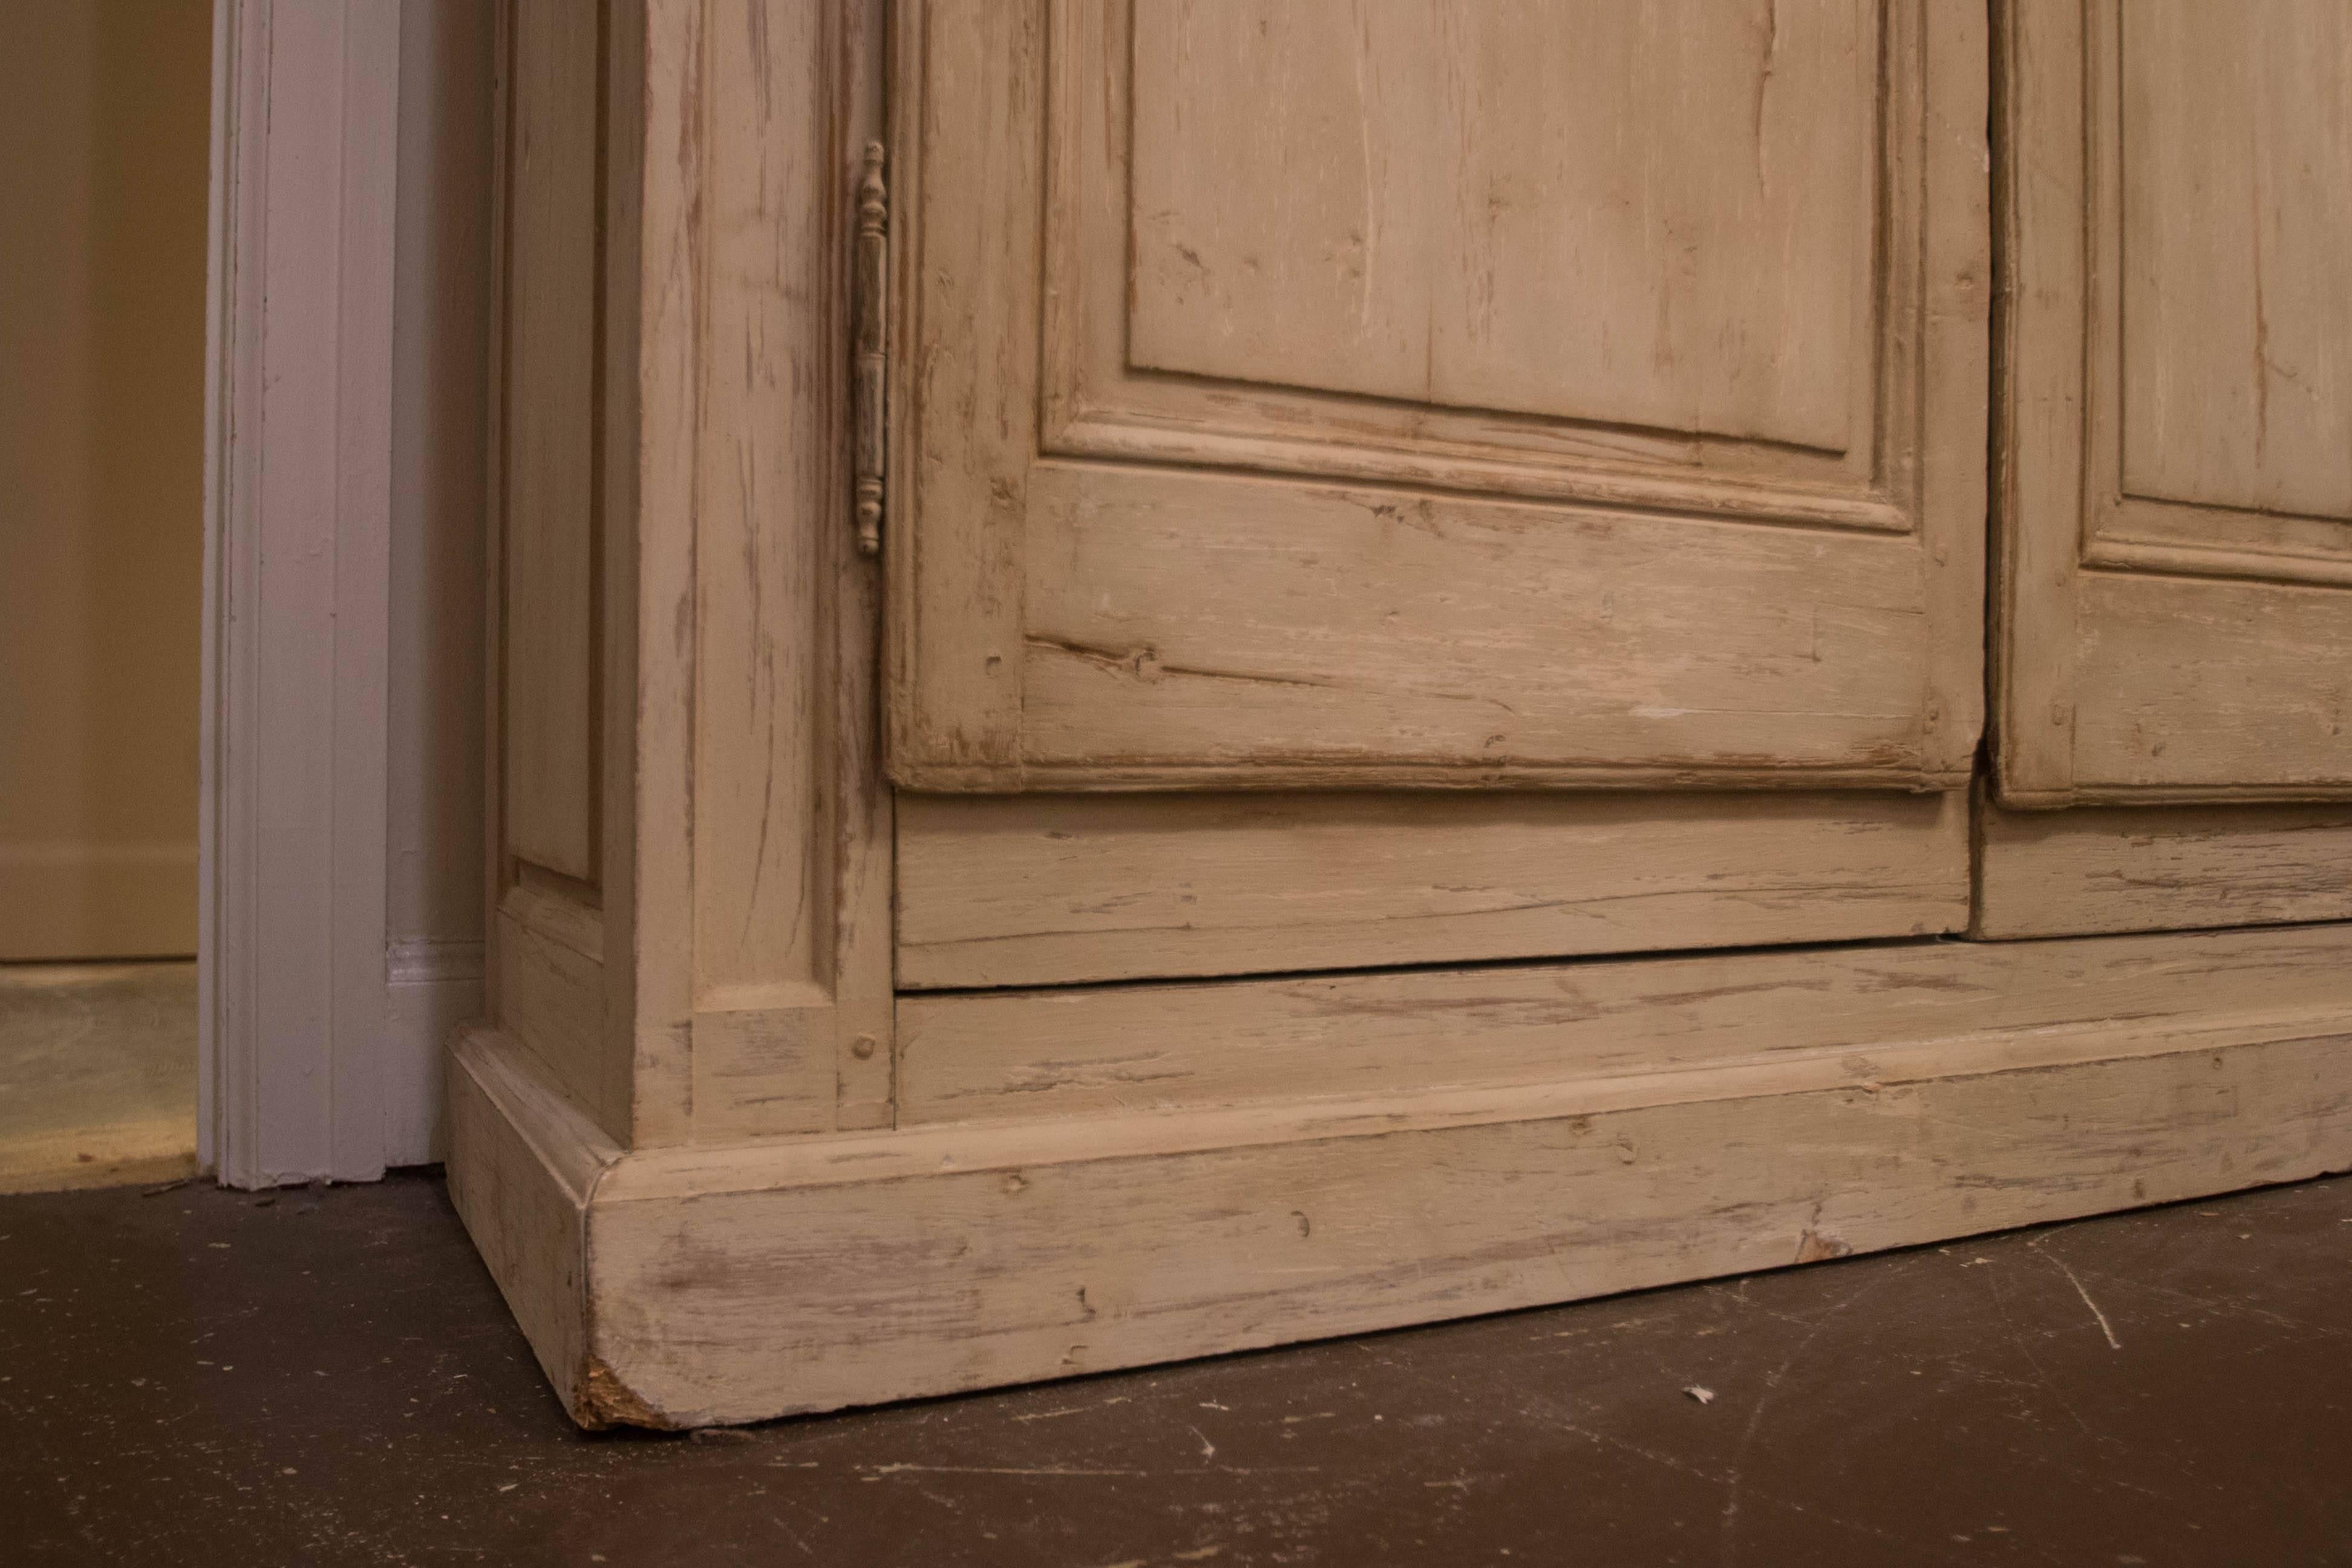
[451,0,2352,1428]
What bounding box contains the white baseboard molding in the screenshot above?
[448,924,2352,1430]
[385,938,484,1167]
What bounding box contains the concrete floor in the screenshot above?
[5,1166,2349,1566]
[0,961,197,1193]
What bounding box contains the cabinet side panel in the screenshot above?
[489,0,644,1142]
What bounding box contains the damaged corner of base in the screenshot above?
[570,1354,686,1432]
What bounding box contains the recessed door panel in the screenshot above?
[2116,2,2352,526]
[502,0,601,877]
[1125,1,1872,451]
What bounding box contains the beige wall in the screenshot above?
[0,0,213,960]
[0,0,492,993]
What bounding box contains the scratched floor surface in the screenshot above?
[5,1168,2349,1566]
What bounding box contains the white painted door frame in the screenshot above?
[200,0,403,1187]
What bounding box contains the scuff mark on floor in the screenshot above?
[2031,1238,2123,1351]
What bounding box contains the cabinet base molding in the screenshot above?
[448,926,2352,1429]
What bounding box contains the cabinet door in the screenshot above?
[1995,0,2352,807]
[887,0,1986,792]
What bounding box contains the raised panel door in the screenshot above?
[887,0,1988,792]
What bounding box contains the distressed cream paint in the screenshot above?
[451,0,2352,1428]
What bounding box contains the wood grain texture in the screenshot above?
[1040,0,1907,520]
[572,990,2352,1424]
[897,790,1967,989]
[486,0,646,1149]
[1013,465,1949,789]
[611,0,896,1144]
[688,1004,836,1142]
[897,924,2352,1128]
[827,0,898,1134]
[624,0,697,1144]
[451,0,2352,1436]
[2115,0,2352,525]
[445,1027,618,1426]
[1127,0,1872,451]
[2069,572,2352,800]
[1987,0,2080,805]
[886,0,1035,774]
[684,0,897,1138]
[693,0,833,1006]
[486,0,895,1149]
[599,0,660,1142]
[1915,0,1994,782]
[2082,0,2352,587]
[1973,796,2352,938]
[501,0,600,880]
[1993,0,2352,806]
[891,0,1987,794]
[494,884,621,1138]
